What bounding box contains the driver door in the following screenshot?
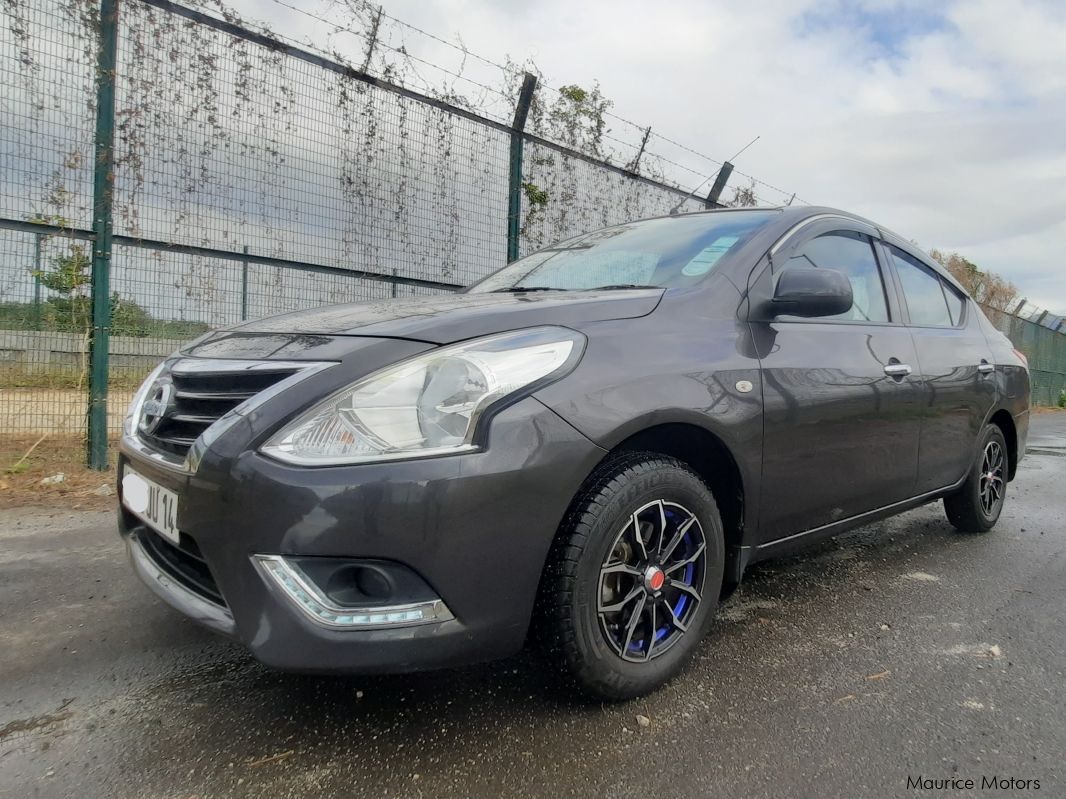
[753,222,923,544]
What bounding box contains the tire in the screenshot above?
[944,424,1008,533]
[538,452,725,701]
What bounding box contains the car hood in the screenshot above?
[228,288,664,344]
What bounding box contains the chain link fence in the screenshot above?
[0,0,708,465]
[984,302,1066,407]
[2,0,1063,470]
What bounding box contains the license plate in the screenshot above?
[122,467,180,545]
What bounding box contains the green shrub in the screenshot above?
[0,299,210,338]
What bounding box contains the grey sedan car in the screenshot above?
[118,206,1029,699]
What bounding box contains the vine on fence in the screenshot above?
[1,0,770,362]
[6,0,720,302]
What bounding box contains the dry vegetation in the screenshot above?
[0,435,116,511]
[930,249,1019,313]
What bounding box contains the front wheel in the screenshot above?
[538,453,725,701]
[944,424,1008,533]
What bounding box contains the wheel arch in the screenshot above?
[987,408,1018,481]
[564,420,753,596]
[611,423,744,543]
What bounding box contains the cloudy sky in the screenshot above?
[229,0,1066,312]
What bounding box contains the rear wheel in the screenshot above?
[539,453,724,700]
[944,424,1008,533]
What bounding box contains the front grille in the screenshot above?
[138,363,297,457]
[138,527,226,607]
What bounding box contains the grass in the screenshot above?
[0,366,150,391]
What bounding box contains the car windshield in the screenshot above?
[468,211,777,293]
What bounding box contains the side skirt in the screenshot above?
[736,475,968,573]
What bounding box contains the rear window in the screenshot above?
[889,246,959,327]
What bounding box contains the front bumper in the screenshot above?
[126,528,237,638]
[119,396,606,673]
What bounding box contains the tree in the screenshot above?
[929,249,1018,314]
[31,242,92,332]
[30,238,92,390]
[30,243,170,338]
[27,229,174,391]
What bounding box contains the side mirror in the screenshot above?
[771,267,853,318]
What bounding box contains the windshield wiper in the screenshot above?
[584,284,660,291]
[490,286,565,293]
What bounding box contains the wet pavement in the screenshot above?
[2,413,1064,798]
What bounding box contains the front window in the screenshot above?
[779,231,890,323]
[468,211,777,293]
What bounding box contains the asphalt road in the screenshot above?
[3,414,1065,798]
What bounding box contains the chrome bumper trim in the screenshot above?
[254,554,455,630]
[127,535,237,638]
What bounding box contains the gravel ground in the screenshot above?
[1,413,1064,798]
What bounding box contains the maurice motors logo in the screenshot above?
[907,775,1041,791]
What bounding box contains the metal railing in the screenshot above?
[983,303,1066,407]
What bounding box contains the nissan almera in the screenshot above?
[119,207,1029,699]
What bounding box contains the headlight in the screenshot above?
[261,326,585,466]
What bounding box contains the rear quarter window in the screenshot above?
[943,284,965,326]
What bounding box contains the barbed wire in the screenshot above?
[512,70,806,204]
[259,0,516,110]
[256,0,809,205]
[366,2,523,79]
[190,0,807,204]
[584,130,716,198]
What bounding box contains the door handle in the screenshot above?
[978,360,995,375]
[883,363,912,377]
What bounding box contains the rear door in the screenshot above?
[882,244,998,493]
[755,222,923,544]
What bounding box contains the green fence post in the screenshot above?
[32,233,42,331]
[628,126,651,173]
[240,245,249,320]
[704,161,734,209]
[506,73,537,263]
[87,0,119,469]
